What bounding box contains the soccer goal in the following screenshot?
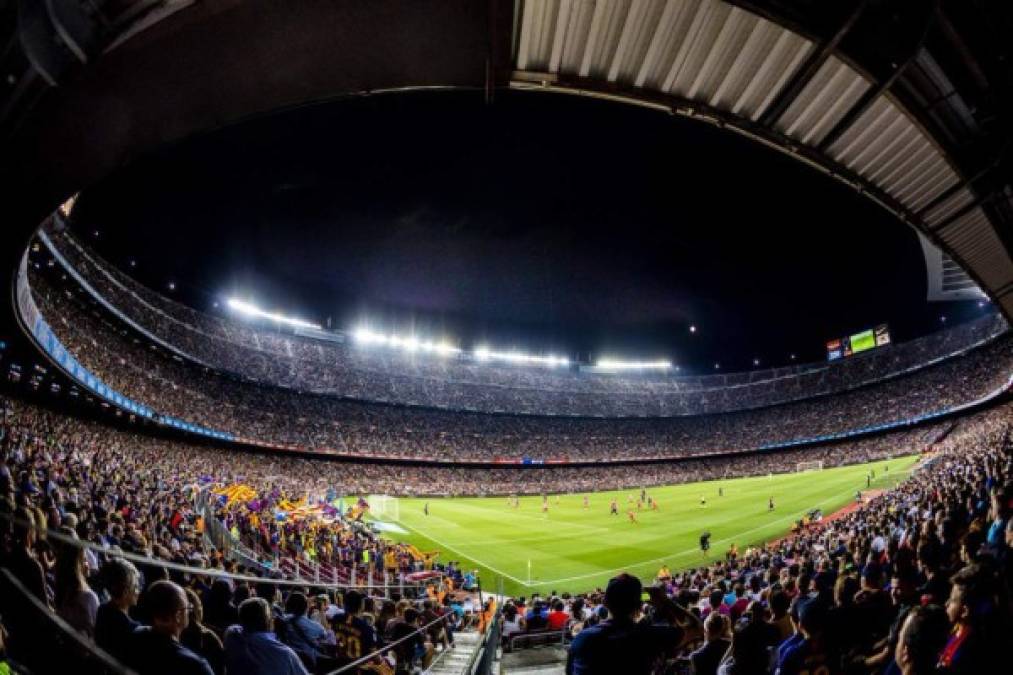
[367,494,400,521]
[796,460,824,473]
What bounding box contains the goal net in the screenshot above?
[796,461,824,473]
[367,495,400,521]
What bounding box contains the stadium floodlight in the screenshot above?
[226,298,321,330]
[352,327,461,357]
[595,358,672,371]
[472,345,568,367]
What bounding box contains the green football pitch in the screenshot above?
[374,455,918,597]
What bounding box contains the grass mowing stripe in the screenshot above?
[381,456,915,595]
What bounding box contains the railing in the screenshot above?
[466,615,501,675]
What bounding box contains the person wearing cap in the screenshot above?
[566,573,698,675]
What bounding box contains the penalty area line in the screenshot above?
[395,519,530,587]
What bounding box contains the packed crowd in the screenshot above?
[0,392,1007,673]
[496,403,1012,675]
[40,225,1008,418]
[0,393,492,674]
[26,270,1013,462]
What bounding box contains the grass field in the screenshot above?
[374,455,918,597]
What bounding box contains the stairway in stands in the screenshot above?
[425,629,483,674]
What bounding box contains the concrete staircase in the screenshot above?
[425,629,484,675]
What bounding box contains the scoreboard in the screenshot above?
[827,324,891,361]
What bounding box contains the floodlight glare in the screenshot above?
[595,358,672,371]
[226,298,321,330]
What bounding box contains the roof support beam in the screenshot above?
[915,140,1010,219]
[757,0,869,128]
[817,1,939,153]
[930,189,998,234]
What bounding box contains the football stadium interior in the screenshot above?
[1,2,1012,675]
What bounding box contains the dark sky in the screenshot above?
[70,89,989,371]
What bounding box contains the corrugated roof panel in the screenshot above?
[578,0,632,78]
[847,119,918,177]
[903,163,959,213]
[736,28,812,121]
[635,0,704,89]
[828,96,898,164]
[937,208,1013,290]
[922,187,975,227]
[517,0,562,72]
[608,0,668,83]
[558,0,599,73]
[775,56,870,146]
[882,151,947,204]
[686,7,761,102]
[865,134,933,186]
[664,1,736,96]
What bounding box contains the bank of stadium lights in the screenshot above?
[226,297,321,330]
[353,327,461,357]
[474,346,568,367]
[595,358,672,371]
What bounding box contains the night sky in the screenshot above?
[69,89,990,372]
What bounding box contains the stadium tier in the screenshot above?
[15,236,1013,465]
[37,225,1009,419]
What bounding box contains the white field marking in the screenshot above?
[530,468,911,587]
[394,519,530,586]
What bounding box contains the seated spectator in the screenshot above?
[126,580,215,675]
[223,597,308,675]
[547,600,569,631]
[938,565,998,674]
[181,588,225,675]
[718,618,770,675]
[202,579,239,638]
[774,599,835,675]
[95,558,141,663]
[331,590,379,670]
[53,527,99,637]
[690,612,730,675]
[280,591,335,671]
[566,573,692,675]
[894,605,950,675]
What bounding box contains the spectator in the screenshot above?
[894,605,951,675]
[567,574,689,675]
[95,558,141,662]
[223,597,308,675]
[181,588,225,675]
[690,612,730,675]
[53,527,99,637]
[126,580,215,675]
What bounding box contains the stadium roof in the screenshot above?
[1,0,1012,327]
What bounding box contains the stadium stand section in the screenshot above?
[16,235,1013,465]
[1,390,1010,674]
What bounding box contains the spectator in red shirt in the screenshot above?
[547,600,569,631]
